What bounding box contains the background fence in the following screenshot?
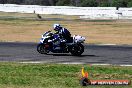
[0,4,132,19]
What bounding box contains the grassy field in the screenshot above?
[0,63,131,88]
[0,12,132,44]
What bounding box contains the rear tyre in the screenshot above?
[37,44,49,54]
[70,44,84,56]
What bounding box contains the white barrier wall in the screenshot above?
[0,4,132,19]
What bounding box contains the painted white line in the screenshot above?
[91,64,132,67]
[97,44,117,46]
[91,64,111,66]
[19,61,132,66]
[20,61,45,64]
[120,65,132,67]
[58,62,85,64]
[20,61,85,64]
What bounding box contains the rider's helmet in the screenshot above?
[53,24,61,31]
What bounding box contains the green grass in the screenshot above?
[0,63,131,88]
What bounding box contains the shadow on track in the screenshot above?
[47,53,71,56]
[47,53,98,57]
[77,55,99,57]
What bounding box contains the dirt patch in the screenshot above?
[0,12,132,45]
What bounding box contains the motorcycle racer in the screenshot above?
[53,24,71,42]
[37,25,85,55]
[51,24,71,49]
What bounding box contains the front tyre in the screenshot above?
[37,44,49,54]
[70,44,84,56]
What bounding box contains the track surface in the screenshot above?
[0,42,132,65]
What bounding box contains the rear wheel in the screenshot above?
[70,44,84,56]
[37,44,49,54]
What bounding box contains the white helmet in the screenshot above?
[53,24,61,31]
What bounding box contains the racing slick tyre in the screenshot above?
[37,44,49,54]
[70,44,84,56]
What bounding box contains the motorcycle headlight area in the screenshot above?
[40,36,51,43]
[40,38,44,43]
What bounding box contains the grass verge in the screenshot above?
[0,62,131,88]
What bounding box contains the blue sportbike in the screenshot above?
[37,31,85,56]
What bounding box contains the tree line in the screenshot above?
[0,0,132,7]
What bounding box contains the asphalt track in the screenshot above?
[0,42,132,65]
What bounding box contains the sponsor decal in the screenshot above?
[80,67,130,86]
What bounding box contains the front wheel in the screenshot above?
[70,44,84,56]
[37,44,49,54]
